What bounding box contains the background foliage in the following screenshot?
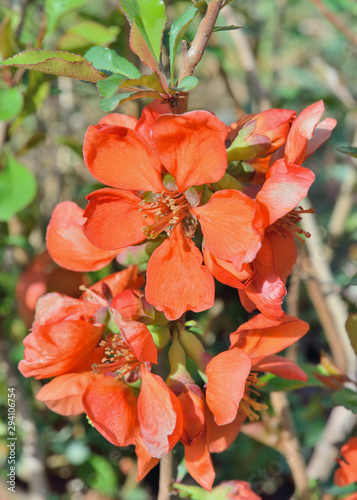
[0,0,356,499]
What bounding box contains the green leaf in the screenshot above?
[97,74,127,98]
[0,156,37,221]
[1,49,105,82]
[119,0,167,75]
[58,22,119,51]
[346,313,357,355]
[212,25,242,32]
[172,75,199,92]
[337,146,357,158]
[85,46,141,78]
[169,7,198,82]
[193,1,208,13]
[327,388,357,412]
[120,73,165,93]
[0,87,23,121]
[45,0,87,34]
[259,365,324,392]
[100,90,160,111]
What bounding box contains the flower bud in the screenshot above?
[227,109,295,162]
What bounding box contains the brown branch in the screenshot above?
[174,0,224,114]
[270,392,311,500]
[158,451,175,500]
[308,0,357,48]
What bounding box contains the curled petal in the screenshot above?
[305,117,336,160]
[152,111,228,192]
[252,355,308,381]
[111,289,145,320]
[46,201,118,272]
[206,349,251,426]
[138,367,183,458]
[145,225,215,321]
[230,314,309,359]
[241,237,286,321]
[111,308,157,364]
[185,428,215,491]
[192,190,261,269]
[36,372,99,415]
[285,100,325,164]
[83,376,140,447]
[206,406,246,453]
[83,188,146,250]
[178,388,205,446]
[33,293,98,328]
[83,124,164,192]
[19,320,103,379]
[203,246,250,289]
[255,159,315,228]
[86,266,145,298]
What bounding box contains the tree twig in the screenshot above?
[308,0,357,48]
[270,392,311,500]
[158,451,174,500]
[175,0,224,113]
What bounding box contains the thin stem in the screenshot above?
[158,451,174,500]
[270,392,311,500]
[308,0,357,48]
[174,0,224,114]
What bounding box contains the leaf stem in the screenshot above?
[158,451,174,500]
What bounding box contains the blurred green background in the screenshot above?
[0,0,356,499]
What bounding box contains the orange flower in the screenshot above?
[19,268,189,482]
[214,480,262,499]
[82,102,261,320]
[334,437,357,487]
[46,201,119,272]
[206,314,309,426]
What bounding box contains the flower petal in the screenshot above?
[152,111,228,192]
[98,113,137,128]
[86,266,145,298]
[83,124,164,192]
[255,159,315,227]
[33,293,98,327]
[138,367,183,458]
[36,372,99,415]
[111,308,157,364]
[265,227,297,283]
[192,190,261,269]
[206,406,246,453]
[206,348,251,425]
[252,355,308,381]
[135,100,172,150]
[203,246,250,289]
[230,314,309,359]
[19,320,103,379]
[46,201,118,272]
[241,236,286,321]
[185,428,215,491]
[145,225,215,320]
[83,376,140,447]
[305,117,336,160]
[285,100,325,165]
[178,388,205,446]
[83,188,147,250]
[135,436,159,482]
[111,289,145,320]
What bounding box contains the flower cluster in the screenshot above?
[20,99,336,492]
